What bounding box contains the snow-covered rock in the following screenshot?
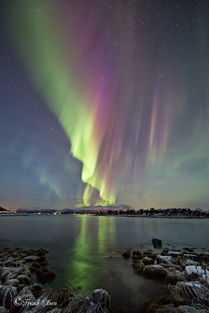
[185,266,209,283]
[171,281,208,300]
[181,258,199,266]
[157,255,172,264]
[24,256,40,262]
[167,251,182,257]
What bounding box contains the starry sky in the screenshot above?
[0,0,209,210]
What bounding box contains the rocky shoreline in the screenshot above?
[0,248,110,313]
[122,243,209,313]
[1,245,209,313]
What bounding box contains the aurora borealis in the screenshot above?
[0,0,209,209]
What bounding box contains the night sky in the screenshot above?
[0,0,209,209]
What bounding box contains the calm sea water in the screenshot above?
[0,215,209,313]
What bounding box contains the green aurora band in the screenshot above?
[11,0,115,205]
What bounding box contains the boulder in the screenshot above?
[157,293,186,307]
[144,251,157,259]
[152,239,162,249]
[3,258,15,267]
[132,262,145,274]
[29,261,42,273]
[184,252,209,263]
[36,269,56,283]
[162,248,169,254]
[15,265,31,278]
[122,250,131,259]
[14,260,24,266]
[35,249,48,255]
[82,289,111,313]
[143,257,154,265]
[17,274,31,285]
[90,288,111,310]
[24,255,42,262]
[181,258,199,267]
[157,255,172,265]
[183,248,194,253]
[173,281,209,300]
[165,273,184,285]
[132,250,142,261]
[0,267,16,281]
[5,278,19,286]
[0,285,17,308]
[185,266,209,283]
[30,283,43,298]
[143,265,168,280]
[17,283,26,291]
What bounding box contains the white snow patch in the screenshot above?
[183,282,201,288]
[185,265,209,283]
[167,251,181,256]
[157,255,172,263]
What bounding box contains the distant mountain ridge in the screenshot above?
[11,206,209,215]
[0,206,7,212]
[16,205,132,213]
[62,204,131,211]
[16,208,56,213]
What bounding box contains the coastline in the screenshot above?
[93,215,209,219]
[121,246,209,313]
[0,248,110,313]
[1,245,209,313]
[1,213,209,219]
